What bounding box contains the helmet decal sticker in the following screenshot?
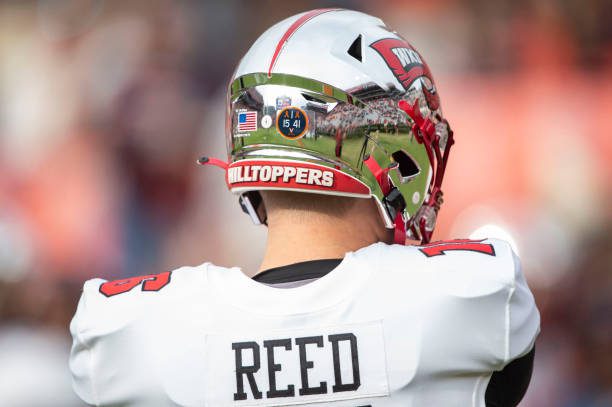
[226,160,371,196]
[261,115,273,129]
[370,38,440,110]
[276,106,308,140]
[228,164,333,187]
[276,96,292,110]
[236,110,258,133]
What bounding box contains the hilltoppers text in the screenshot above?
[228,164,334,187]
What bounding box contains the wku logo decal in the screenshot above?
[370,38,440,110]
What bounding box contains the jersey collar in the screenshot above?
[205,243,383,315]
[253,259,343,285]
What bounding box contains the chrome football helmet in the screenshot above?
[200,8,454,244]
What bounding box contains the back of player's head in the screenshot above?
[260,190,356,216]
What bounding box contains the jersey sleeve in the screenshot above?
[69,278,153,406]
[69,266,205,406]
[69,279,104,406]
[504,249,540,365]
[367,239,540,374]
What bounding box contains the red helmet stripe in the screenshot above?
[267,8,341,78]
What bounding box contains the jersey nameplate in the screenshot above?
[204,321,389,406]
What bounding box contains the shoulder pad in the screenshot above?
[377,239,539,367]
[378,238,517,298]
[71,264,208,337]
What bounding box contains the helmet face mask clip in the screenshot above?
[238,191,267,226]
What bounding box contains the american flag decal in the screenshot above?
[237,111,257,132]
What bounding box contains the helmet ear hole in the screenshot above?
[392,150,420,182]
[347,35,362,62]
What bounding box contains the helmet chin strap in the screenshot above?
[394,212,407,245]
[363,155,407,245]
[362,99,455,245]
[197,156,229,170]
[398,99,454,244]
[361,97,455,246]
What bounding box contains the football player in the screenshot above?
[70,9,540,406]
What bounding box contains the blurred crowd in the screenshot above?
[0,0,610,405]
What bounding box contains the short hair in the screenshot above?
[260,190,358,218]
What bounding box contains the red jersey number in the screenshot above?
[418,239,496,257]
[99,271,172,297]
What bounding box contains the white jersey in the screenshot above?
[70,239,540,406]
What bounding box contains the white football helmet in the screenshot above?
[200,8,454,244]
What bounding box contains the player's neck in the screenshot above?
[258,207,392,272]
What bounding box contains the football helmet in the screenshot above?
[200,8,453,244]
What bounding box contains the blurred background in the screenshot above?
[0,0,610,405]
